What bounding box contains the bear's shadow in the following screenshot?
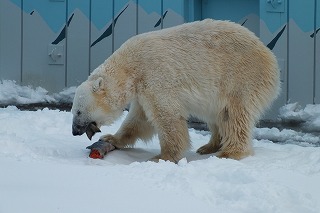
[96,148,214,165]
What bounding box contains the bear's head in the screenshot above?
[71,77,122,140]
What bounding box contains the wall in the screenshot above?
[0,0,319,118]
[0,0,185,92]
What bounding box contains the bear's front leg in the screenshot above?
[100,100,155,149]
[151,116,190,163]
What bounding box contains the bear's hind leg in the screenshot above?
[216,101,254,160]
[197,124,221,155]
[100,101,155,148]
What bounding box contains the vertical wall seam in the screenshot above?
[136,0,138,35]
[20,0,23,83]
[286,0,289,103]
[313,0,317,104]
[89,0,92,74]
[65,0,68,88]
[184,0,190,22]
[112,0,115,53]
[200,0,203,20]
[161,0,163,29]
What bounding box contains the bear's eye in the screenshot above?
[76,111,81,116]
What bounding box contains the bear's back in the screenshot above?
[128,19,261,53]
[111,19,279,119]
[123,19,276,82]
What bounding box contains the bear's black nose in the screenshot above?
[72,123,86,136]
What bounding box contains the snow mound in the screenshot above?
[254,127,320,147]
[279,103,320,131]
[0,80,75,105]
[0,80,54,104]
[52,86,76,103]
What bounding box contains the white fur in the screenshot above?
[72,19,280,162]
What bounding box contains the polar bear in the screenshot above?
[72,19,280,162]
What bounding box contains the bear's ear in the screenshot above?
[92,77,104,92]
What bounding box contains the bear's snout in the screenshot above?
[72,122,87,136]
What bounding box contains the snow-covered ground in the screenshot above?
[0,80,320,213]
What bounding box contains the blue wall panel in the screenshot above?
[0,0,22,83]
[259,0,288,118]
[163,0,185,28]
[137,0,162,34]
[113,0,137,50]
[288,0,315,105]
[66,0,90,87]
[201,0,260,36]
[90,0,113,71]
